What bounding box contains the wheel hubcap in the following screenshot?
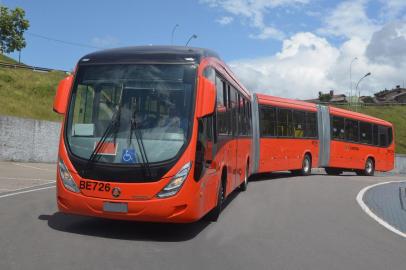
[304,158,310,172]
[366,161,372,173]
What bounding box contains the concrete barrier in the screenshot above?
[0,116,61,163]
[394,154,406,175]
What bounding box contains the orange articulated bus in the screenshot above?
[250,93,395,176]
[53,46,252,223]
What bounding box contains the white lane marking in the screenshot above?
[0,185,55,199]
[356,180,406,238]
[12,163,54,172]
[0,176,54,182]
[0,181,56,194]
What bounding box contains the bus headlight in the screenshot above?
[157,162,192,198]
[58,158,80,193]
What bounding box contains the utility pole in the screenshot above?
[171,24,179,45]
[185,34,197,47]
[349,57,358,109]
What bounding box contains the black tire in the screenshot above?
[240,162,249,192]
[298,154,312,176]
[206,181,225,222]
[356,158,375,176]
[325,167,343,175]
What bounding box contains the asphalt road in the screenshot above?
[0,161,405,270]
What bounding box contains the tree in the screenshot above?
[0,6,30,54]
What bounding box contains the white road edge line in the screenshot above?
[356,180,406,239]
[0,181,56,194]
[12,163,54,172]
[0,176,54,182]
[0,185,55,199]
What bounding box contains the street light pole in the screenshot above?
[355,72,371,112]
[185,34,197,47]
[349,57,358,109]
[171,24,179,45]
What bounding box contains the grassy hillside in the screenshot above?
[333,105,406,154]
[0,55,66,121]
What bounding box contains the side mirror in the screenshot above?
[196,76,216,118]
[53,75,73,115]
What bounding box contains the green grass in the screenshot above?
[0,54,66,121]
[0,54,19,64]
[333,105,406,154]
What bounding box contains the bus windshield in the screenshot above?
[66,63,196,164]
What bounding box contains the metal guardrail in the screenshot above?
[0,61,69,73]
[316,102,406,107]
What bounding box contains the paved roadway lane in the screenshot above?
[0,163,405,270]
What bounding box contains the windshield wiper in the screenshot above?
[128,111,152,178]
[87,108,121,167]
[87,86,124,167]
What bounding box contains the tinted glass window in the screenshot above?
[345,119,359,142]
[203,66,215,83]
[378,126,388,147]
[332,116,345,140]
[259,105,276,137]
[277,108,293,137]
[305,112,318,138]
[293,110,305,138]
[373,125,379,145]
[360,122,373,144]
[215,76,229,136]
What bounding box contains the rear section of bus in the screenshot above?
[326,106,395,174]
[53,46,223,223]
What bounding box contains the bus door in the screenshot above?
[229,86,239,190]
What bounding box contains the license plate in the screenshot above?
[103,202,128,213]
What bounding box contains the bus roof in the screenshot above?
[329,106,393,127]
[256,93,318,112]
[79,46,220,64]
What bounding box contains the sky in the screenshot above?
[3,0,406,99]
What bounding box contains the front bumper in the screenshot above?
[56,178,202,223]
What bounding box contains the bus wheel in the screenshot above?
[240,162,249,192]
[206,180,225,222]
[299,154,312,176]
[325,168,343,175]
[357,158,375,176]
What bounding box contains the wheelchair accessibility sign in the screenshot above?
[121,149,137,164]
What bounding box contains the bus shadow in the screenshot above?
[38,213,211,242]
[38,186,242,242]
[249,172,296,182]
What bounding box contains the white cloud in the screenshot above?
[91,35,119,48]
[318,0,378,41]
[366,21,406,64]
[249,26,285,40]
[216,16,234,25]
[228,22,406,99]
[379,0,406,19]
[200,0,308,39]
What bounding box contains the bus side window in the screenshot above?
[277,108,292,137]
[345,119,359,142]
[305,112,318,138]
[378,126,388,147]
[332,116,345,140]
[293,110,305,138]
[373,124,379,145]
[388,127,393,145]
[259,105,276,137]
[360,122,373,145]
